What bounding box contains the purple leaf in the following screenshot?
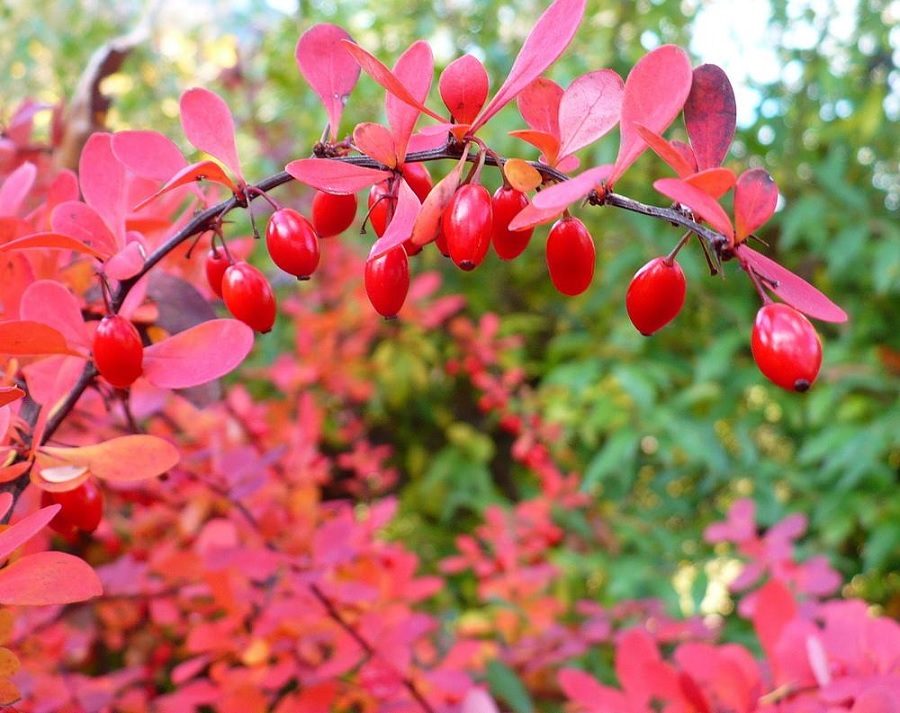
[369,179,420,259]
[734,167,778,242]
[296,24,361,142]
[612,45,693,185]
[685,64,736,171]
[738,245,848,323]
[387,41,434,161]
[653,177,734,238]
[180,88,243,182]
[472,0,587,132]
[558,69,624,159]
[286,158,390,193]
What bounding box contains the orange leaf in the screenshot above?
[0,648,18,677]
[503,159,542,193]
[0,321,82,357]
[0,676,20,706]
[0,231,109,259]
[0,387,24,408]
[40,435,179,483]
[133,160,239,212]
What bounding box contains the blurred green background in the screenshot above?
[2,0,897,616]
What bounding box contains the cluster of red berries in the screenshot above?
[623,254,822,392]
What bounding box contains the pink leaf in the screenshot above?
[41,435,180,483]
[369,180,420,259]
[752,579,797,663]
[473,0,587,132]
[353,123,398,168]
[180,88,244,182]
[296,24,361,141]
[111,130,188,181]
[50,201,119,255]
[635,124,696,177]
[0,551,102,605]
[460,688,500,713]
[0,493,11,519]
[612,45,693,185]
[558,69,624,159]
[0,231,108,259]
[734,168,778,242]
[0,321,81,357]
[79,133,127,241]
[653,177,733,238]
[558,668,627,711]
[387,41,434,161]
[0,505,61,562]
[737,245,848,323]
[104,241,146,280]
[685,167,737,199]
[342,42,445,122]
[19,280,90,351]
[517,77,563,135]
[685,64,736,171]
[440,54,489,126]
[852,688,900,713]
[285,158,390,193]
[0,386,24,408]
[0,162,37,216]
[142,318,255,389]
[133,160,240,212]
[510,165,612,231]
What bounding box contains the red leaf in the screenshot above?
[341,42,445,122]
[510,165,612,230]
[612,45,693,185]
[51,201,119,255]
[0,231,108,259]
[0,321,81,356]
[0,493,11,519]
[734,168,778,242]
[285,158,390,193]
[653,177,734,238]
[440,54,489,126]
[473,0,587,132]
[0,386,24,408]
[79,133,127,241]
[517,77,563,135]
[41,435,180,483]
[353,123,398,168]
[634,124,695,177]
[133,160,240,212]
[369,180,420,259]
[111,130,188,181]
[558,69,624,159]
[508,130,561,166]
[0,551,102,605]
[685,64,736,171]
[387,41,434,161]
[296,24,361,142]
[180,88,243,181]
[685,167,737,199]
[737,246,848,323]
[104,241,146,280]
[0,162,37,216]
[558,668,627,711]
[0,505,61,562]
[142,318,255,388]
[19,280,90,352]
[752,579,796,664]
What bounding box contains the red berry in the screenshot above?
[442,184,492,271]
[401,162,433,203]
[93,314,143,388]
[434,229,450,257]
[311,190,358,238]
[367,182,393,237]
[751,303,822,392]
[625,256,687,335]
[365,246,410,319]
[222,262,276,333]
[545,217,595,296]
[491,186,533,260]
[265,208,320,279]
[403,239,423,257]
[41,480,103,536]
[205,248,231,297]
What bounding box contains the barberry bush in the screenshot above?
[0,0,898,711]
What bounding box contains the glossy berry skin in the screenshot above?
[41,481,103,536]
[93,314,143,388]
[751,303,822,392]
[265,208,320,279]
[311,191,357,238]
[205,248,231,298]
[625,257,687,336]
[545,217,595,296]
[442,184,493,271]
[367,182,393,238]
[491,186,533,260]
[401,162,433,203]
[365,246,410,319]
[222,262,276,333]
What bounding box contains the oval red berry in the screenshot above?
[442,183,493,271]
[751,302,822,392]
[93,314,143,388]
[491,186,533,260]
[625,257,687,335]
[205,248,231,297]
[222,262,276,333]
[265,208,320,279]
[365,246,410,319]
[546,217,595,296]
[311,190,358,238]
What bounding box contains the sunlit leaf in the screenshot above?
[180,88,244,182]
[685,64,736,171]
[19,280,90,351]
[517,77,563,135]
[558,69,624,158]
[353,123,398,168]
[503,159,542,192]
[634,124,695,177]
[513,164,614,232]
[296,24,361,142]
[440,54,489,126]
[79,133,127,241]
[653,177,733,238]
[103,240,146,281]
[0,551,102,605]
[387,40,434,161]
[734,167,778,242]
[133,160,240,212]
[685,167,736,199]
[508,130,560,166]
[473,0,587,132]
[0,231,108,259]
[738,246,848,323]
[369,180,420,259]
[111,130,188,181]
[286,158,391,194]
[0,505,61,562]
[0,321,81,356]
[612,45,693,185]
[41,435,180,483]
[142,318,255,389]
[51,201,119,255]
